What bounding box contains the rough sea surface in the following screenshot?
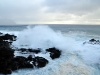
[0,24,100,75]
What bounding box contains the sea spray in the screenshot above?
[12,25,69,49]
[11,25,100,75]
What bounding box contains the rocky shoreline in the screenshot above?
[0,32,61,74]
[83,38,100,45]
[0,32,99,74]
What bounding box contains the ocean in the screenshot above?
[0,24,100,75]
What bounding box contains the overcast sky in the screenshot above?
[0,0,100,25]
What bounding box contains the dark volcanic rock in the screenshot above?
[0,32,50,74]
[12,55,48,69]
[24,62,33,68]
[9,61,19,70]
[0,33,17,41]
[28,48,41,54]
[0,32,16,74]
[33,56,48,68]
[20,48,28,52]
[89,38,96,42]
[83,39,100,45]
[3,68,12,74]
[27,55,33,61]
[13,56,28,68]
[19,48,41,54]
[46,47,61,59]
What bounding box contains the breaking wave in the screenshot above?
[1,25,100,75]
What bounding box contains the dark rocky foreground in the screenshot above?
[0,32,61,74]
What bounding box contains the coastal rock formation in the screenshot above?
[0,32,62,74]
[0,33,15,74]
[46,47,61,59]
[83,39,100,45]
[0,33,17,41]
[20,48,41,54]
[33,56,49,68]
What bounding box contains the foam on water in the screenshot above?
[51,54,94,75]
[13,25,69,50]
[12,54,96,75]
[1,25,100,75]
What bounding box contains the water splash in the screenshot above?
[11,25,100,75]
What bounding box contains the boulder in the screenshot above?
[3,68,12,74]
[27,55,33,61]
[13,56,27,68]
[28,48,41,54]
[19,48,41,54]
[33,56,48,68]
[0,33,16,74]
[46,47,61,59]
[0,32,50,74]
[83,39,100,45]
[0,33,17,41]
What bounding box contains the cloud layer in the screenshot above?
[0,0,100,24]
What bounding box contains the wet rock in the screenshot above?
[20,48,28,52]
[24,62,33,68]
[89,38,96,42]
[0,33,17,41]
[19,48,28,54]
[3,68,12,74]
[83,39,100,45]
[9,61,19,70]
[27,55,33,61]
[14,56,27,68]
[33,56,48,68]
[13,56,34,69]
[12,55,48,69]
[46,47,61,59]
[19,48,41,54]
[0,33,16,74]
[0,32,50,74]
[28,48,41,54]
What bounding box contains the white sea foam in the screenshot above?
[1,25,100,75]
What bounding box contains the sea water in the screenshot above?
[0,24,100,75]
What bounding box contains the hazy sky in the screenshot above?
[0,0,100,25]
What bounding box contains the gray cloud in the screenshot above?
[42,0,100,24]
[44,0,100,16]
[0,0,100,24]
[0,0,45,24]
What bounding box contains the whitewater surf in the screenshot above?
[0,25,100,75]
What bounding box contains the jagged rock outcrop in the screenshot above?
[46,47,61,59]
[0,32,62,74]
[83,38,100,45]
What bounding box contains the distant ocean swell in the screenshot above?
[0,25,100,75]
